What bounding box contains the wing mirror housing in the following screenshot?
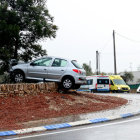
[30,63,36,66]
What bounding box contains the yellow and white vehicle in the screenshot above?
[109,75,130,93]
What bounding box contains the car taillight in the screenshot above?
[95,83,97,89]
[73,69,81,74]
[109,84,111,89]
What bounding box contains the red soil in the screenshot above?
[0,91,127,130]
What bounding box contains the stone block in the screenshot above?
[13,84,19,91]
[1,85,6,91]
[9,91,14,94]
[41,90,44,93]
[27,84,34,90]
[0,82,58,98]
[26,90,30,94]
[19,84,23,91]
[9,84,13,91]
[15,91,19,94]
[38,83,43,90]
[23,84,28,91]
[19,91,24,94]
[36,84,39,90]
[45,83,48,91]
[5,84,10,92]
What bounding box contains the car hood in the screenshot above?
[12,63,29,68]
[117,85,130,88]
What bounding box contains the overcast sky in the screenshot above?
[40,0,140,74]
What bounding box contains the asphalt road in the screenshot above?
[4,93,140,140]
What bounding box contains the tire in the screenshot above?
[62,76,74,89]
[93,89,97,93]
[91,89,94,93]
[13,71,24,83]
[73,84,81,89]
[113,90,118,93]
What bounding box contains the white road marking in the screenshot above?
[6,117,140,140]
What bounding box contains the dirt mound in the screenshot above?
[0,91,127,131]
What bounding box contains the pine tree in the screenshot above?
[0,0,58,71]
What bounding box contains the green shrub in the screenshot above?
[0,67,4,75]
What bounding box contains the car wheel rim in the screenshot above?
[63,79,72,88]
[15,74,23,83]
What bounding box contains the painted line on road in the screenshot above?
[7,117,140,140]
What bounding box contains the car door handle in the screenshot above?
[44,69,46,70]
[61,70,64,71]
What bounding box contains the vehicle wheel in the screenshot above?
[113,90,118,93]
[13,71,24,83]
[62,76,74,89]
[73,84,81,89]
[93,89,96,93]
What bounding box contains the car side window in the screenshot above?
[111,80,114,85]
[33,58,52,66]
[52,58,67,67]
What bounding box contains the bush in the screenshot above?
[0,67,4,75]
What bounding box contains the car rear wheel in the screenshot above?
[13,71,24,83]
[73,84,81,89]
[62,77,74,89]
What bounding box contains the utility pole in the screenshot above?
[130,63,132,71]
[96,51,98,75]
[98,52,100,74]
[113,30,117,75]
[89,61,91,68]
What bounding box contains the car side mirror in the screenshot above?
[30,63,36,66]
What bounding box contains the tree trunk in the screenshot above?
[14,37,18,59]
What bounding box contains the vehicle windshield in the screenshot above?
[113,79,126,85]
[71,60,82,69]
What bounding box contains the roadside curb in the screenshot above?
[1,111,140,137]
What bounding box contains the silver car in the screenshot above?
[10,56,86,89]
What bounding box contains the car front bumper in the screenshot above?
[75,76,86,84]
[118,90,130,93]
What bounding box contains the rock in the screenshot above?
[0,82,57,98]
[1,85,6,91]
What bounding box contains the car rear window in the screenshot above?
[71,60,82,69]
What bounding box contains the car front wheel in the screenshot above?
[13,72,24,83]
[62,77,74,89]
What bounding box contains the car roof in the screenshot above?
[34,56,74,62]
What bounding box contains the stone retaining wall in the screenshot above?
[0,82,58,97]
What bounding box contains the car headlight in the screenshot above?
[117,87,121,90]
[9,68,13,72]
[128,87,130,90]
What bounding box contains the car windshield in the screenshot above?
[71,60,82,69]
[113,79,126,85]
